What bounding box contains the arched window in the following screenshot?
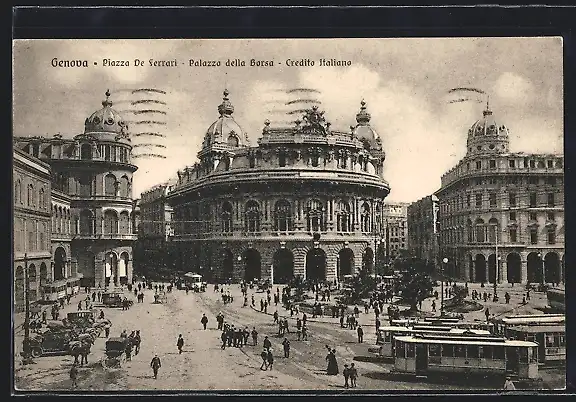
[104,174,117,197]
[203,203,212,233]
[79,210,93,235]
[245,201,260,233]
[104,210,118,234]
[221,202,233,233]
[274,200,292,232]
[119,175,130,198]
[14,180,21,204]
[361,202,371,233]
[227,135,239,147]
[306,199,325,232]
[27,184,34,206]
[336,201,351,232]
[488,218,499,243]
[78,173,93,196]
[39,188,45,209]
[475,218,486,243]
[119,211,130,234]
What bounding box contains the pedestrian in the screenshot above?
[201,313,208,330]
[505,292,511,304]
[263,336,272,350]
[432,300,436,312]
[221,331,227,350]
[41,309,47,324]
[70,362,79,389]
[251,327,258,346]
[302,326,308,340]
[282,337,290,358]
[150,354,161,379]
[99,309,105,320]
[357,325,364,343]
[77,301,82,311]
[485,308,490,322]
[503,376,516,390]
[267,348,274,370]
[260,348,269,370]
[343,364,350,388]
[177,334,184,354]
[273,311,279,324]
[349,363,358,387]
[104,325,111,338]
[134,330,141,355]
[125,343,132,361]
[326,348,339,375]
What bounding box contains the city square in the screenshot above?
[12,37,565,392]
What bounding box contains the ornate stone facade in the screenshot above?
[166,91,391,283]
[435,105,564,284]
[14,91,138,288]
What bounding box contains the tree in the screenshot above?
[287,275,307,302]
[396,258,435,311]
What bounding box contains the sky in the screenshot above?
[12,38,563,202]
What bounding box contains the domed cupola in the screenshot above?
[466,100,510,156]
[202,89,249,149]
[352,100,382,151]
[84,90,129,137]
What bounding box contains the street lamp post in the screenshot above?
[538,252,545,285]
[441,257,448,316]
[22,253,34,364]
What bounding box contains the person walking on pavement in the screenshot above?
[485,308,490,322]
[357,325,364,343]
[70,362,79,389]
[349,363,358,387]
[282,338,290,358]
[260,348,269,370]
[263,336,272,350]
[251,327,258,346]
[134,330,141,355]
[177,334,184,354]
[150,354,161,379]
[201,313,208,330]
[125,342,132,361]
[343,364,350,388]
[267,348,274,370]
[41,309,47,324]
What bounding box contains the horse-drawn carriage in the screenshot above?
[101,337,130,368]
[153,291,168,304]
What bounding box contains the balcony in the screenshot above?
[73,233,138,240]
[69,194,133,202]
[51,232,73,241]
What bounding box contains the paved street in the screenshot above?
[13,282,563,391]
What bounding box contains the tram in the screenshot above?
[505,324,565,365]
[393,334,539,380]
[66,277,81,297]
[377,325,492,357]
[491,314,565,336]
[41,280,68,302]
[390,318,494,333]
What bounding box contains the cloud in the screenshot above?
[493,72,534,104]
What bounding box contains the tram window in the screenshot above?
[396,341,405,357]
[384,333,391,342]
[519,348,529,362]
[429,345,441,357]
[467,346,479,358]
[546,335,555,347]
[443,345,454,357]
[559,335,565,347]
[530,348,538,363]
[455,345,466,358]
[406,344,415,358]
[493,346,505,360]
[526,334,536,343]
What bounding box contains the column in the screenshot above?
[500,260,507,283]
[101,217,105,235]
[520,258,528,284]
[463,258,470,282]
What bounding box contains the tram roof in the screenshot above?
[499,316,565,325]
[506,325,565,334]
[394,335,538,347]
[378,326,490,335]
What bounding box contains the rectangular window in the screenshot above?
[466,162,470,171]
[529,212,537,221]
[429,344,441,357]
[509,212,516,221]
[476,160,482,170]
[509,193,516,207]
[547,193,555,207]
[548,230,556,245]
[530,159,536,168]
[442,345,454,357]
[530,193,537,207]
[467,345,479,358]
[454,345,467,358]
[475,178,482,186]
[547,160,554,168]
[530,228,538,244]
[509,159,516,168]
[547,212,555,221]
[547,176,556,185]
[466,195,471,208]
[406,343,415,358]
[529,176,538,185]
[475,193,482,208]
[493,346,505,360]
[523,158,528,168]
[489,160,496,169]
[489,193,497,207]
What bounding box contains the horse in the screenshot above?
[69,338,93,365]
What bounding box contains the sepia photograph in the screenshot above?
[12,37,565,392]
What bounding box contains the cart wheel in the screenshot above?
[30,347,43,358]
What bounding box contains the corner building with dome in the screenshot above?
[435,104,564,285]
[14,91,138,290]
[165,90,390,283]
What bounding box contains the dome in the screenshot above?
[468,107,510,137]
[84,90,129,136]
[202,89,248,148]
[352,100,381,150]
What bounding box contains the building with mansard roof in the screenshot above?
[14,90,138,289]
[165,90,390,283]
[434,103,564,285]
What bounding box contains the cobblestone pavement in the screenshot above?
[13,282,564,392]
